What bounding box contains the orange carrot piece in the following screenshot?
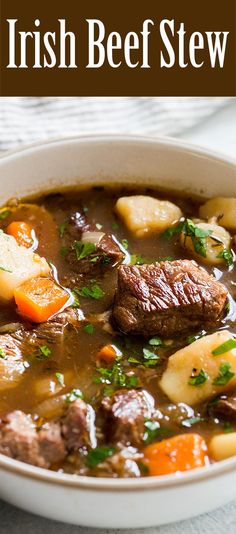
[7,221,33,248]
[143,433,208,476]
[97,344,117,363]
[13,277,70,323]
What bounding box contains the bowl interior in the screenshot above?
[0,134,236,491]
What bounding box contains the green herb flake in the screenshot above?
[86,446,116,469]
[188,369,208,386]
[0,348,7,359]
[121,239,129,250]
[187,332,205,345]
[213,362,235,386]
[143,421,173,444]
[60,246,69,257]
[93,362,138,390]
[59,222,68,238]
[83,323,94,335]
[95,223,103,230]
[182,416,203,428]
[55,372,64,387]
[212,339,236,356]
[78,283,105,300]
[148,337,162,347]
[163,218,212,258]
[74,241,96,261]
[0,209,11,220]
[112,222,119,231]
[143,348,159,361]
[71,290,80,308]
[38,345,51,359]
[0,266,12,273]
[217,248,234,267]
[130,254,145,266]
[66,388,84,404]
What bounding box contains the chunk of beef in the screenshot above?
[67,233,124,275]
[0,398,96,468]
[102,389,154,446]
[61,398,96,450]
[38,422,65,465]
[112,260,228,337]
[68,210,90,238]
[0,411,46,467]
[209,396,236,421]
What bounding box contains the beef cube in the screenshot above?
[0,411,46,467]
[61,398,96,450]
[102,389,154,446]
[112,260,228,337]
[69,210,90,237]
[38,422,65,465]
[209,396,236,421]
[67,233,124,275]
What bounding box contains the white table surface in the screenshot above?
[0,99,236,533]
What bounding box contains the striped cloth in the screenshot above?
[0,97,232,151]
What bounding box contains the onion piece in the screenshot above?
[81,231,105,245]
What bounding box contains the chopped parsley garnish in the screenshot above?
[59,222,67,238]
[0,266,12,273]
[148,337,162,347]
[83,323,94,335]
[212,339,236,356]
[142,348,160,367]
[74,241,96,261]
[111,222,119,231]
[37,345,51,359]
[121,239,129,250]
[93,362,138,390]
[78,283,105,300]
[0,348,7,359]
[163,218,212,258]
[158,256,173,262]
[217,248,234,267]
[0,209,11,220]
[187,332,205,345]
[182,416,203,428]
[86,446,116,468]
[213,362,235,386]
[83,206,88,213]
[130,254,145,266]
[188,369,208,386]
[143,421,173,444]
[60,246,69,257]
[71,290,80,308]
[95,223,103,230]
[231,281,236,287]
[55,372,64,387]
[66,388,84,403]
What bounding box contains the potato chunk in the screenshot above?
[0,231,50,301]
[209,433,236,461]
[199,198,236,230]
[115,195,182,237]
[159,331,236,406]
[180,222,231,265]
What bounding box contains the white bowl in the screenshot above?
[0,135,236,529]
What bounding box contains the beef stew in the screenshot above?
[0,186,235,478]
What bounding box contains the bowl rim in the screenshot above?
[0,132,236,492]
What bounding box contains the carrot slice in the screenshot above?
[97,344,117,363]
[13,277,70,323]
[143,433,208,476]
[7,221,33,248]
